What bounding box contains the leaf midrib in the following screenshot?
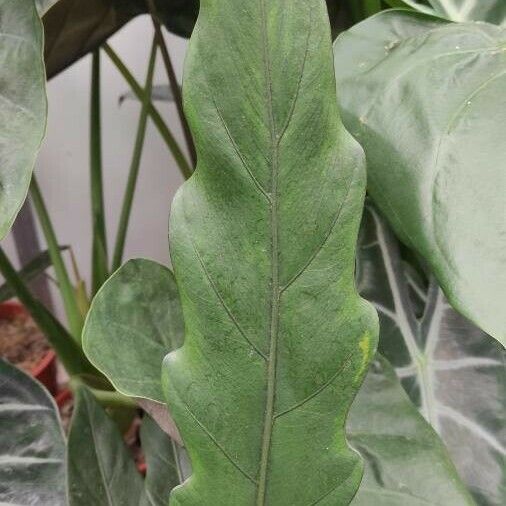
[256,0,280,503]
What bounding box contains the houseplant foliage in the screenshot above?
[357,206,505,505]
[1,0,505,505]
[162,0,379,503]
[0,0,46,240]
[333,9,506,343]
[83,260,473,505]
[0,358,66,505]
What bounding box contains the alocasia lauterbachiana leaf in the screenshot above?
[0,0,46,240]
[67,386,144,506]
[163,0,378,503]
[427,0,506,23]
[349,355,475,505]
[43,0,199,79]
[83,259,183,404]
[0,359,66,505]
[333,10,506,344]
[357,206,506,505]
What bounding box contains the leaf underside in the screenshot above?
[0,0,46,240]
[334,10,506,343]
[357,206,506,506]
[0,359,66,505]
[163,0,378,504]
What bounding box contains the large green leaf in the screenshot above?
[67,386,144,506]
[333,10,506,343]
[43,0,199,79]
[357,206,506,505]
[0,0,47,240]
[140,415,183,506]
[0,359,66,505]
[163,0,378,504]
[83,259,183,404]
[349,355,475,505]
[427,0,506,23]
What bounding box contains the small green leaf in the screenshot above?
[83,259,183,403]
[163,0,378,504]
[0,0,47,240]
[0,359,66,505]
[357,206,506,506]
[334,10,506,343]
[67,386,144,506]
[349,356,476,505]
[140,415,183,506]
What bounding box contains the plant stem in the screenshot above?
[112,39,158,271]
[30,177,84,343]
[103,42,193,180]
[146,0,197,167]
[0,247,93,376]
[90,49,109,295]
[70,377,137,409]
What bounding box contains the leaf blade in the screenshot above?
[333,10,506,343]
[349,356,475,506]
[164,1,378,504]
[0,0,47,240]
[0,359,66,505]
[67,387,144,506]
[357,205,506,505]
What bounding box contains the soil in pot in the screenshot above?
[0,302,57,393]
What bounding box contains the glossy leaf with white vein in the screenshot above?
[334,10,506,343]
[0,0,47,240]
[0,359,66,505]
[357,206,506,506]
[163,0,378,504]
[349,355,475,505]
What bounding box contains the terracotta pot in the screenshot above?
[0,301,58,395]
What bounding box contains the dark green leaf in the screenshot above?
[0,0,46,240]
[334,10,506,343]
[0,246,68,303]
[140,415,182,506]
[163,0,378,504]
[43,0,199,79]
[83,259,183,403]
[349,356,475,505]
[67,386,144,506]
[357,206,505,505]
[0,359,66,505]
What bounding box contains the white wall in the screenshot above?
[2,16,189,319]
